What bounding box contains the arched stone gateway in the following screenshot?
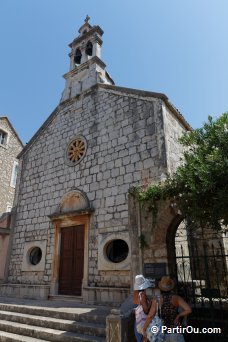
[128,194,228,341]
[128,194,181,287]
[167,217,227,304]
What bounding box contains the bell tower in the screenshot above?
[61,16,114,102]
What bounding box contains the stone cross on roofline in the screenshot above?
[84,15,90,23]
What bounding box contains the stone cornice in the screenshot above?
[98,84,192,131]
[63,56,106,79]
[48,208,94,221]
[17,106,60,159]
[69,26,103,48]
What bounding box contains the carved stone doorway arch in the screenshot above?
[49,189,93,298]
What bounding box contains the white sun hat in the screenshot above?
[134,274,152,291]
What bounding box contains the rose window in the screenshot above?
[66,136,87,165]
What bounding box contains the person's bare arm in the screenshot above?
[133,290,139,305]
[142,298,157,339]
[172,295,192,324]
[139,291,150,314]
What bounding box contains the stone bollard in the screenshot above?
[106,307,136,342]
[106,308,126,342]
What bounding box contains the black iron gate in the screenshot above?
[175,223,228,342]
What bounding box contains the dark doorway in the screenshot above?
[59,225,84,296]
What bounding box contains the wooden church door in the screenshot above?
[59,225,84,296]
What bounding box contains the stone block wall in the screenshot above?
[0,118,22,214]
[162,104,189,174]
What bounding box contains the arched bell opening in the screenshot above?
[74,48,82,65]
[85,41,93,56]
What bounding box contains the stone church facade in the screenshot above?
[0,18,191,304]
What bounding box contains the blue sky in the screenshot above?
[0,0,227,144]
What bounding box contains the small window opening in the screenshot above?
[74,49,82,65]
[29,247,42,265]
[10,161,19,188]
[106,239,129,263]
[85,41,93,56]
[0,130,7,146]
[83,30,87,35]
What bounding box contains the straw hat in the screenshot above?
[134,274,152,291]
[158,276,175,292]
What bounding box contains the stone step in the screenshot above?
[0,320,106,342]
[0,331,49,342]
[0,303,108,324]
[49,295,83,303]
[0,310,106,337]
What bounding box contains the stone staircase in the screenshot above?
[0,298,110,341]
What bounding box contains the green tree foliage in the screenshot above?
[132,113,228,230]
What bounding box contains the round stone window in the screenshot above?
[29,247,42,265]
[106,239,129,263]
[66,136,87,165]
